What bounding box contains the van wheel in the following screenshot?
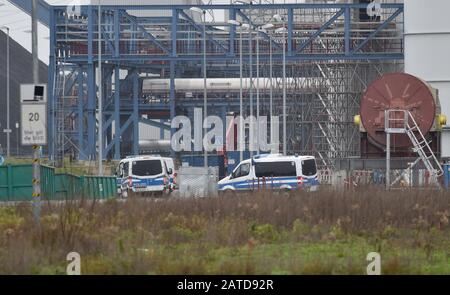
[281,188,291,197]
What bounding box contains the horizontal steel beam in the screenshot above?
[52,3,403,10]
[62,54,404,63]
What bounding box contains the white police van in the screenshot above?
[116,155,175,198]
[218,154,319,192]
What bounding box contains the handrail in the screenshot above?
[385,109,443,180]
[406,111,443,176]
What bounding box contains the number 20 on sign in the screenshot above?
[20,84,48,146]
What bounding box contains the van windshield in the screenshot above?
[302,159,317,176]
[255,161,296,177]
[132,160,162,176]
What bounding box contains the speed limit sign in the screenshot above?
[20,84,47,146]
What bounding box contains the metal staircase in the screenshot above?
[385,110,443,188]
[54,54,80,167]
[53,58,68,167]
[406,112,443,177]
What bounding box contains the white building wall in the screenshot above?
[404,0,450,122]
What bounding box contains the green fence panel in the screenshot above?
[10,165,33,201]
[0,165,33,201]
[54,174,79,200]
[82,176,116,199]
[0,164,117,201]
[0,166,10,201]
[0,166,8,201]
[41,165,55,200]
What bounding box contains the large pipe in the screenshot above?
[142,77,321,92]
[139,139,171,151]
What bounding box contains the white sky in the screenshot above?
[0,0,306,65]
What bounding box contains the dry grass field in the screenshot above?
[1,189,450,274]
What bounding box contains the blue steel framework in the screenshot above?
[48,3,404,164]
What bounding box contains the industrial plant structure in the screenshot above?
[38,0,405,170]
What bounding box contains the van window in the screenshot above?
[239,163,250,177]
[302,159,317,176]
[233,163,250,179]
[164,161,169,174]
[164,159,174,174]
[255,161,296,177]
[132,160,162,176]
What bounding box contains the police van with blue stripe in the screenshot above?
[116,155,175,198]
[218,154,319,192]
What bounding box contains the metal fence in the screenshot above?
[0,164,116,201]
[321,169,441,189]
[177,167,218,198]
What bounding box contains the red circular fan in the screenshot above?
[360,73,436,148]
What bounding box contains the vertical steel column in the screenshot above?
[87,70,96,159]
[160,120,165,140]
[77,67,85,159]
[48,7,56,161]
[344,7,350,55]
[171,8,178,59]
[287,8,293,56]
[229,8,236,56]
[114,66,121,159]
[269,31,273,143]
[105,112,112,158]
[386,132,391,190]
[131,23,136,54]
[87,6,96,159]
[170,8,178,158]
[98,3,103,175]
[385,111,391,190]
[32,0,39,83]
[249,22,253,155]
[170,61,176,159]
[286,11,292,155]
[239,26,244,162]
[114,9,120,58]
[282,20,287,155]
[4,26,10,157]
[132,71,139,156]
[256,29,260,154]
[202,10,208,168]
[444,164,450,190]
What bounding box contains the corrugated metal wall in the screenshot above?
[0,31,48,157]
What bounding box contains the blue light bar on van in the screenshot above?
[125,154,162,159]
[252,153,283,160]
[252,154,270,160]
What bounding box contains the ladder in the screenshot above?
[385,110,443,187]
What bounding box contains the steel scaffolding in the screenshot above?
[48,2,404,168]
